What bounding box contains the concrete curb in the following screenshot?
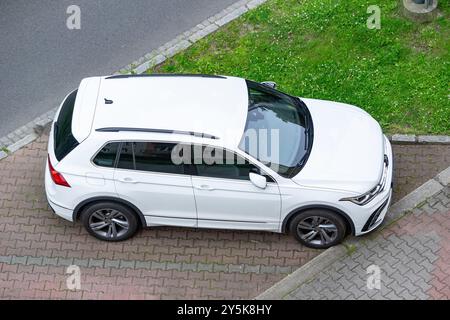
[256,164,450,300]
[0,0,269,161]
[389,134,450,144]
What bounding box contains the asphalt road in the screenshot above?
[0,0,237,137]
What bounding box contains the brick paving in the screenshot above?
[285,186,450,300]
[392,144,450,202]
[0,131,449,299]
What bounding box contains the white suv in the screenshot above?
[45,74,393,249]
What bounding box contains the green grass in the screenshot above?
[148,0,450,134]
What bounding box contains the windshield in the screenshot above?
[239,81,313,178]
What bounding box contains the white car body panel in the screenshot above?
[114,169,197,228]
[45,74,394,244]
[47,135,118,215]
[294,98,384,194]
[71,77,102,143]
[192,176,281,231]
[73,75,250,149]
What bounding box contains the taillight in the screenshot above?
[48,155,71,187]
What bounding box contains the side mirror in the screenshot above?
[249,172,267,189]
[261,81,277,89]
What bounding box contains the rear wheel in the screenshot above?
[289,210,347,249]
[81,202,139,241]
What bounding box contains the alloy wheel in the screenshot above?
[297,216,338,246]
[88,209,130,239]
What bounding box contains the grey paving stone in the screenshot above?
[0,256,12,264]
[188,24,219,43]
[181,262,198,272]
[166,262,182,271]
[197,263,214,272]
[119,260,135,269]
[228,264,244,273]
[11,256,27,265]
[247,0,267,10]
[88,258,105,268]
[215,7,248,26]
[42,257,59,266]
[411,289,429,300]
[135,261,151,269]
[391,134,416,143]
[73,258,89,268]
[104,259,120,269]
[260,265,276,274]
[57,258,74,266]
[213,264,229,273]
[417,135,450,144]
[163,40,191,59]
[274,266,291,274]
[26,257,43,266]
[151,261,167,270]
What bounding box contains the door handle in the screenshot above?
[118,177,138,184]
[194,184,214,191]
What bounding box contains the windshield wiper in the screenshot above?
[304,127,310,150]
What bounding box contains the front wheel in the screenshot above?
[81,202,139,241]
[289,210,347,249]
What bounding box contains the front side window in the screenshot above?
[92,142,119,167]
[239,81,313,178]
[54,90,79,161]
[194,147,257,180]
[117,142,184,175]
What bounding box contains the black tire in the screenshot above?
[289,209,347,249]
[81,202,139,241]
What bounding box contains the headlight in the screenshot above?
[340,155,389,206]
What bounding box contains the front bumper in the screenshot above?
[357,188,392,235]
[353,136,394,236]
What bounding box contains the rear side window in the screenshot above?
[92,143,119,167]
[117,142,184,175]
[54,90,79,161]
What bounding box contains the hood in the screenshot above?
[293,98,385,194]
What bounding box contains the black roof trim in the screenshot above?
[95,127,219,140]
[105,74,226,80]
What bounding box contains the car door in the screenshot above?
[113,141,197,227]
[191,146,281,231]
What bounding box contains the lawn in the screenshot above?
[148,0,450,135]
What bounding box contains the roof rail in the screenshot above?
[95,127,219,140]
[105,74,226,80]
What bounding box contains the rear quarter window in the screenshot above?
[92,143,120,167]
[54,90,79,161]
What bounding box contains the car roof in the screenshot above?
[71,74,249,149]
